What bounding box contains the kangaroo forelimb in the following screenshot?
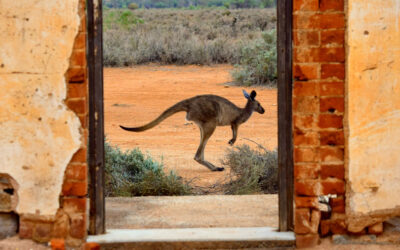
[229,124,238,146]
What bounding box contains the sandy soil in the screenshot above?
[104,64,277,187]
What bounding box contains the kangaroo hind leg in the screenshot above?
[194,122,224,171]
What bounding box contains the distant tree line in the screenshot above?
[104,0,276,9]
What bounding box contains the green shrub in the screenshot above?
[221,144,278,194]
[232,29,277,86]
[104,9,144,30]
[105,141,192,196]
[128,3,139,9]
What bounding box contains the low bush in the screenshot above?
[231,29,277,86]
[105,141,192,196]
[221,143,278,194]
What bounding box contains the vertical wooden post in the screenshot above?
[87,0,105,235]
[277,0,294,231]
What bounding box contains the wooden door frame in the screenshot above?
[87,0,293,235]
[277,0,294,232]
[87,0,105,235]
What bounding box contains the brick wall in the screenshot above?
[18,0,88,247]
[292,0,345,247]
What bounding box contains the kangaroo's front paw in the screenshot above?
[228,139,236,146]
[215,167,225,171]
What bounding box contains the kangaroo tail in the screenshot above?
[119,100,188,132]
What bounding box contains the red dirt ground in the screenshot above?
[104,64,277,187]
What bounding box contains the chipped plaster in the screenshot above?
[0,1,81,216]
[346,0,400,231]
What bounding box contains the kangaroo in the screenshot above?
[120,90,265,171]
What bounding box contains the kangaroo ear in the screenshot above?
[243,89,250,99]
[250,90,257,100]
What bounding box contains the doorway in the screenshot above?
[87,0,293,237]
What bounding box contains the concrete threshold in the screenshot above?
[88,227,295,249]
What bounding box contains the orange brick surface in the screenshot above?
[293,0,346,241]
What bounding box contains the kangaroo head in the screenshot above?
[243,90,265,114]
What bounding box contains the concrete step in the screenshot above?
[87,227,295,249]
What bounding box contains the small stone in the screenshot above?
[368,222,383,235]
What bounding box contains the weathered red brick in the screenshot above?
[294,147,319,163]
[66,68,86,84]
[294,0,319,11]
[19,219,34,239]
[52,209,69,238]
[318,114,343,129]
[82,128,89,148]
[320,220,331,236]
[295,48,344,63]
[67,79,87,96]
[294,64,319,81]
[320,131,344,146]
[295,180,321,196]
[295,209,321,234]
[62,181,87,196]
[34,222,53,242]
[320,82,344,96]
[294,115,318,130]
[50,238,65,250]
[294,30,320,47]
[319,48,345,62]
[294,13,345,30]
[294,96,319,114]
[65,164,87,182]
[368,222,383,235]
[321,30,345,46]
[295,196,319,209]
[66,99,87,115]
[294,82,319,96]
[320,146,344,163]
[69,214,86,239]
[294,129,319,146]
[320,97,344,113]
[85,242,101,250]
[321,164,345,179]
[296,234,320,248]
[319,13,345,29]
[78,114,87,129]
[295,208,311,234]
[294,48,320,63]
[330,219,347,234]
[330,196,345,213]
[295,164,320,180]
[293,13,321,29]
[319,0,344,12]
[63,197,86,214]
[70,147,87,163]
[321,63,345,80]
[52,213,69,239]
[73,32,86,50]
[321,179,345,195]
[78,0,86,17]
[79,14,86,33]
[70,50,85,67]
